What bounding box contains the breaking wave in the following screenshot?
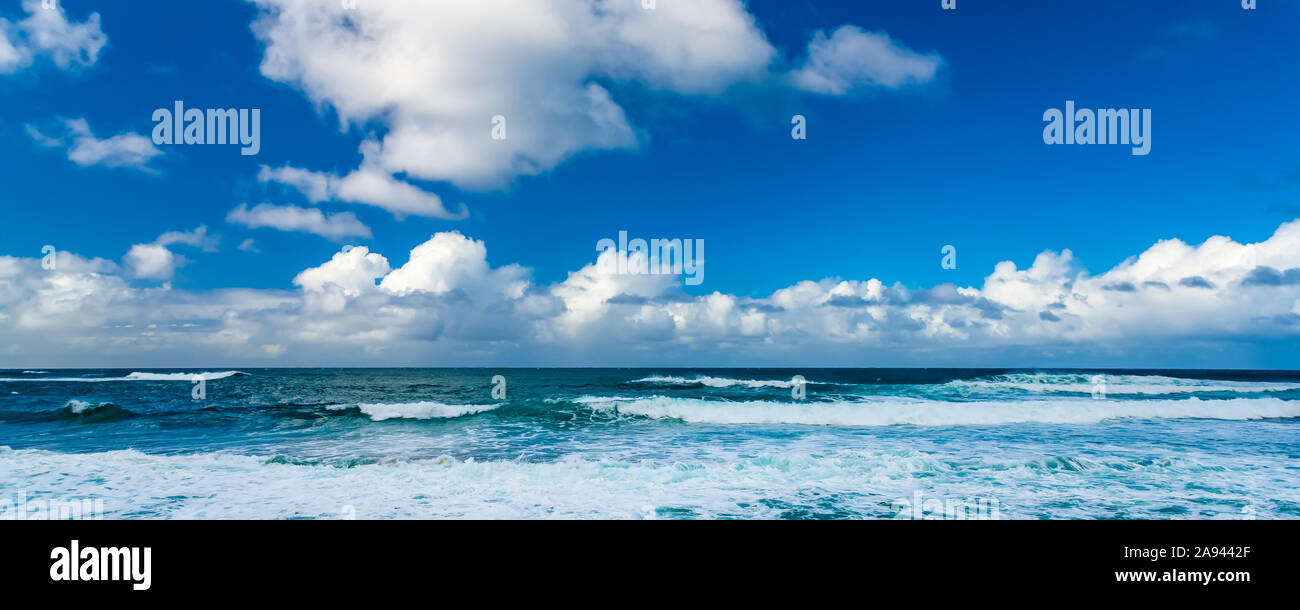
[327,401,500,421]
[0,371,248,382]
[2,445,1293,519]
[628,375,842,389]
[59,400,135,422]
[940,373,1300,396]
[575,395,1300,426]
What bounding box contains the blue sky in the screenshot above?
[1,0,1298,368]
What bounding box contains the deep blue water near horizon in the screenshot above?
[2,368,1298,519]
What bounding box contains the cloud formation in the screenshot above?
[157,226,219,252]
[123,244,179,281]
[0,0,106,74]
[258,162,467,220]
[227,203,372,240]
[3,220,1299,367]
[246,0,941,217]
[123,226,218,281]
[27,118,163,171]
[789,26,944,94]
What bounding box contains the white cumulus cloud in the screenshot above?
[3,220,1300,367]
[0,0,106,74]
[122,226,218,281]
[246,1,939,220]
[124,244,179,281]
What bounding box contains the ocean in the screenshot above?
[1,368,1298,520]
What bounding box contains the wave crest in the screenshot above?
[329,401,500,421]
[0,371,247,382]
[944,373,1300,396]
[576,395,1300,426]
[628,375,838,389]
[60,400,135,422]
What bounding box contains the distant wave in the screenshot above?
[628,375,844,389]
[123,371,247,381]
[944,373,1300,396]
[60,400,135,422]
[628,372,1300,397]
[328,401,500,421]
[575,395,1300,426]
[0,371,247,382]
[65,399,104,414]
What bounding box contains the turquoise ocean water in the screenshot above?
[1,368,1298,519]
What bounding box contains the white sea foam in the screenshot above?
[123,371,246,381]
[626,373,1300,396]
[0,445,1290,520]
[0,371,246,382]
[57,400,129,418]
[945,373,1300,396]
[575,395,1300,426]
[628,375,842,388]
[64,400,98,414]
[334,401,500,421]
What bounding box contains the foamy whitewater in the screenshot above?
[1,368,1297,519]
